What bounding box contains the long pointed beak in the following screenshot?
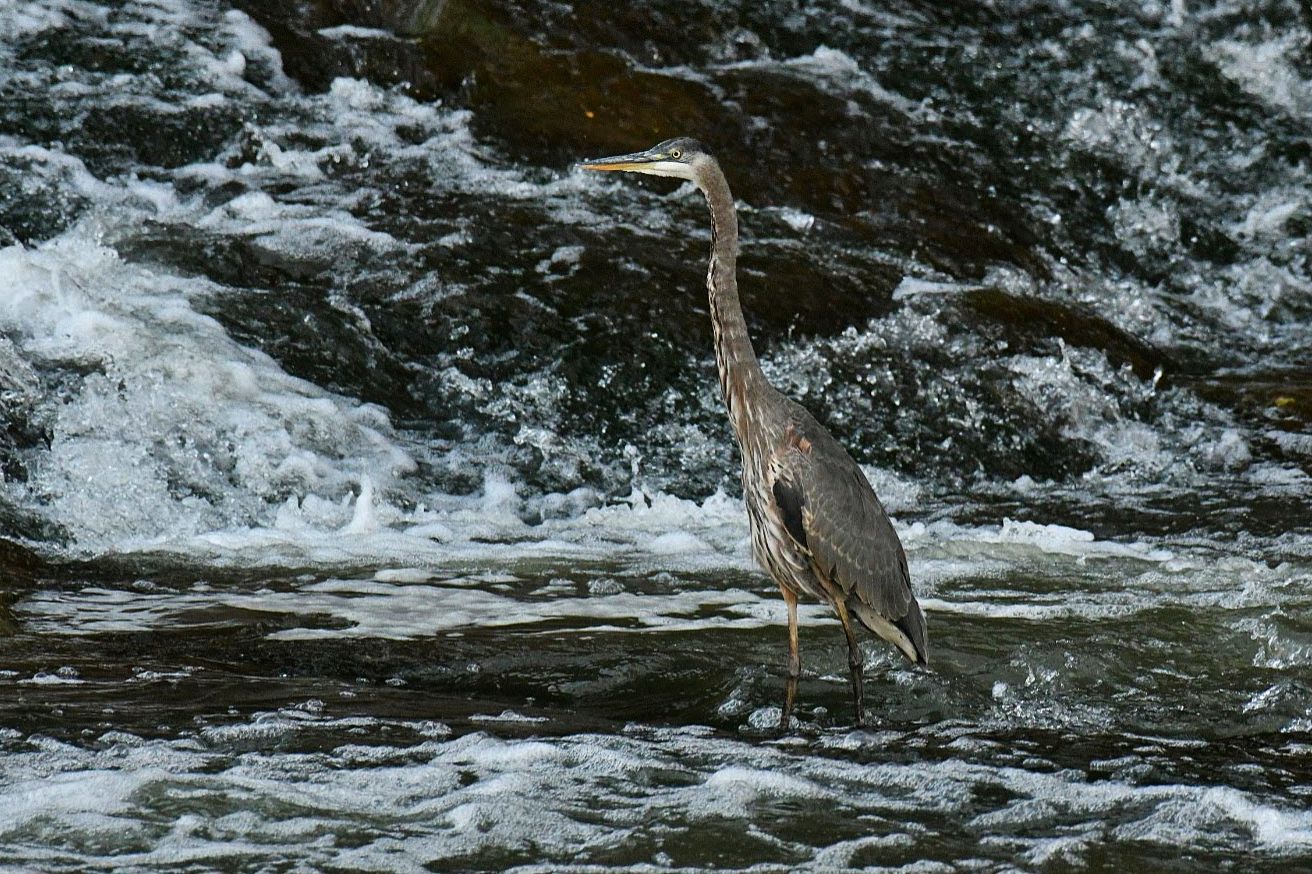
[577,149,662,173]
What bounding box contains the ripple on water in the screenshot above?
[0,717,1310,871]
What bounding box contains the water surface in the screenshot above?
[1,0,1310,869]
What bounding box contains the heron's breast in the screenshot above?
[743,482,825,601]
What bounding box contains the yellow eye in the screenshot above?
[670,149,682,159]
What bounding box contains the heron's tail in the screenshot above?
[852,599,929,666]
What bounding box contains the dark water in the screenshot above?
[1,0,1310,870]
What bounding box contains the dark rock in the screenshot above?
[958,288,1172,381]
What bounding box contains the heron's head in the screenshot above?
[578,137,711,183]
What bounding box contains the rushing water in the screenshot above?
[1,0,1310,870]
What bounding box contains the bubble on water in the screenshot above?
[19,670,85,686]
[1197,429,1252,471]
[645,530,715,555]
[1232,191,1305,242]
[128,668,192,684]
[416,721,453,738]
[3,703,1312,868]
[586,577,623,596]
[1109,195,1180,260]
[717,684,755,719]
[1238,614,1312,671]
[468,710,548,724]
[745,706,782,730]
[1062,100,1183,183]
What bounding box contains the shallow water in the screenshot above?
[5,529,1312,870]
[1,0,1310,870]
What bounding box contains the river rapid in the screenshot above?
[1,0,1310,870]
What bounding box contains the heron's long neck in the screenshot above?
[700,163,765,443]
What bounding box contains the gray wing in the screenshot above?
[769,410,928,664]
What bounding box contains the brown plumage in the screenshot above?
[581,137,927,727]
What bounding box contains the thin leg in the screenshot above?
[832,598,865,728]
[780,585,800,730]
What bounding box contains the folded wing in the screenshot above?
[769,415,928,664]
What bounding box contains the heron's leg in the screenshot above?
[832,598,865,728]
[780,586,800,729]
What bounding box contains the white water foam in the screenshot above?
[11,493,1308,657]
[1,716,1309,870]
[1208,31,1312,117]
[0,236,417,552]
[1,0,1308,574]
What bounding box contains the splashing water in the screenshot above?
[0,0,1309,870]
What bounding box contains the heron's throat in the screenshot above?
[700,163,764,438]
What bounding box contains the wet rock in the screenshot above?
[0,158,90,245]
[0,536,45,588]
[957,288,1172,381]
[237,1,449,98]
[0,338,50,484]
[71,103,246,176]
[1183,372,1312,471]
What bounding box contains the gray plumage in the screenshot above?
[581,137,927,726]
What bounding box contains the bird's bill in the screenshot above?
[578,147,689,179]
[578,148,663,173]
[578,150,656,172]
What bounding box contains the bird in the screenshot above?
[580,137,928,728]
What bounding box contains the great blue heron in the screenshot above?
[581,137,928,728]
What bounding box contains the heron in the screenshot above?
[580,137,928,728]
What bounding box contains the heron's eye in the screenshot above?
[670,148,683,159]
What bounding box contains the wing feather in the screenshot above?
[768,409,927,663]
